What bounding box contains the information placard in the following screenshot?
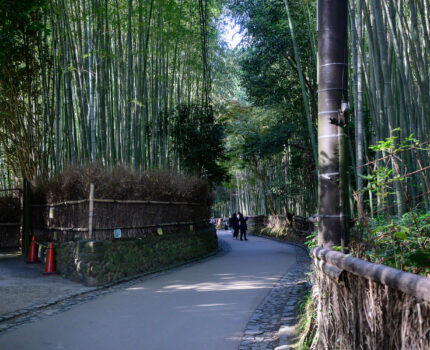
[114,229,122,239]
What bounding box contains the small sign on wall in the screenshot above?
[189,225,193,232]
[114,229,122,239]
[157,228,163,236]
[49,207,54,219]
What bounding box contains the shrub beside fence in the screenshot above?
[311,247,430,349]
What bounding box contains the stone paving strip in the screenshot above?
[239,236,310,350]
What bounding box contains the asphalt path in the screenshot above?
[0,230,298,350]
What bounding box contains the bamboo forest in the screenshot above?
[1,0,430,349]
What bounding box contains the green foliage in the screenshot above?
[0,0,48,180]
[305,231,317,250]
[211,0,318,217]
[228,0,316,109]
[356,133,430,275]
[172,104,229,185]
[0,0,48,66]
[362,211,430,274]
[296,288,317,349]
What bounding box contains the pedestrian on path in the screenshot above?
[238,213,248,241]
[229,213,239,239]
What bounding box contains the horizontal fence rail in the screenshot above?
[0,222,21,227]
[32,199,201,208]
[37,220,209,232]
[311,247,430,303]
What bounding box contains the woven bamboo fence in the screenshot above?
[0,188,21,250]
[31,184,210,242]
[311,247,430,349]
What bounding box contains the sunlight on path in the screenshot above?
[0,231,298,350]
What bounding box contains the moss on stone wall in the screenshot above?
[54,227,218,286]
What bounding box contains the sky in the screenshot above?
[219,15,243,49]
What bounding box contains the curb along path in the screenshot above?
[240,236,310,350]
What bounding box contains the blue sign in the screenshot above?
[114,229,121,239]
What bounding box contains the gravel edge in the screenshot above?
[239,233,311,350]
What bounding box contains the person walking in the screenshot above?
[238,213,248,241]
[229,213,239,239]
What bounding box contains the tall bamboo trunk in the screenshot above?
[317,0,349,248]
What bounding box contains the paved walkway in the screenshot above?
[0,231,308,350]
[0,253,93,318]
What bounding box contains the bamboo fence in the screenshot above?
[0,188,22,250]
[31,184,210,242]
[311,247,430,349]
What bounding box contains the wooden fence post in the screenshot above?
[88,184,94,239]
[22,179,31,255]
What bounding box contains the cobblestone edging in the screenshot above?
[0,241,226,334]
[239,238,310,350]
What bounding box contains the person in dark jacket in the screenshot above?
[238,213,248,241]
[229,213,239,239]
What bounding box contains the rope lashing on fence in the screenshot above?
[311,247,430,303]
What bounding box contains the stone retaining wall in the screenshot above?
[54,227,218,286]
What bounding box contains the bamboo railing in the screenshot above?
[311,246,430,302]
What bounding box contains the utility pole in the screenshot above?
[317,0,349,248]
